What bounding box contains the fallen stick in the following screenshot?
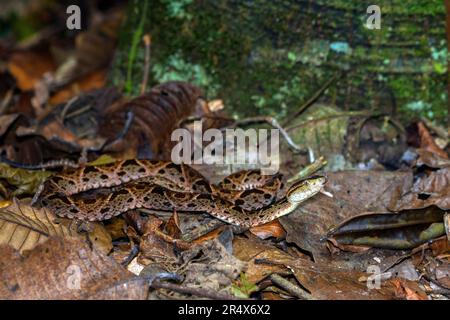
[151,279,240,300]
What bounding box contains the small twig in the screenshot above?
[144,273,184,286]
[60,96,79,122]
[103,111,135,150]
[444,213,450,243]
[287,156,328,184]
[425,288,450,297]
[140,34,152,95]
[226,116,307,153]
[269,274,314,300]
[254,258,285,267]
[0,155,79,170]
[64,104,92,120]
[422,274,450,298]
[151,279,239,300]
[285,110,370,132]
[178,114,233,128]
[180,114,306,153]
[181,219,225,242]
[121,244,140,267]
[0,89,13,116]
[283,74,339,127]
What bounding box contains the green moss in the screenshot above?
[111,0,448,123]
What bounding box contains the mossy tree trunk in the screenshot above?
[110,0,448,124]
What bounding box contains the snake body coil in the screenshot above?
[36,160,325,227]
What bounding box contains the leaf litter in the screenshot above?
[0,1,449,301]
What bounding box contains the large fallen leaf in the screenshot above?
[238,239,400,300]
[280,170,413,261]
[327,206,446,249]
[0,199,112,254]
[0,237,147,299]
[287,104,350,166]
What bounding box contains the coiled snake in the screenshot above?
[35,159,326,227]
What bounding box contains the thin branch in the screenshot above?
[269,274,314,300]
[287,156,327,184]
[226,116,307,153]
[285,110,370,132]
[59,95,79,122]
[121,244,140,267]
[0,155,79,170]
[283,74,339,127]
[0,89,13,116]
[180,113,306,153]
[181,219,225,242]
[151,279,240,300]
[140,34,152,95]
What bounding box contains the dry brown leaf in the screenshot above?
[327,237,371,253]
[249,220,286,240]
[166,211,182,239]
[192,225,226,244]
[428,236,450,256]
[0,114,22,136]
[433,262,450,289]
[233,235,289,283]
[0,199,111,254]
[246,249,292,284]
[104,217,127,240]
[269,253,401,299]
[391,278,428,300]
[327,206,445,250]
[235,235,400,299]
[100,81,207,158]
[418,121,449,160]
[416,149,450,169]
[392,167,450,211]
[179,239,245,294]
[138,216,192,265]
[233,234,278,262]
[49,69,107,105]
[8,50,56,91]
[0,237,147,299]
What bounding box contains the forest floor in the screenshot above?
[0,1,448,300]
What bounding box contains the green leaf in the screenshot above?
[231,273,259,298]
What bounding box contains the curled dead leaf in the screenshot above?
[391,278,428,300]
[418,121,448,160]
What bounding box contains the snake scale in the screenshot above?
[35,159,326,227]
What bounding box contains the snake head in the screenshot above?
[286,175,327,204]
